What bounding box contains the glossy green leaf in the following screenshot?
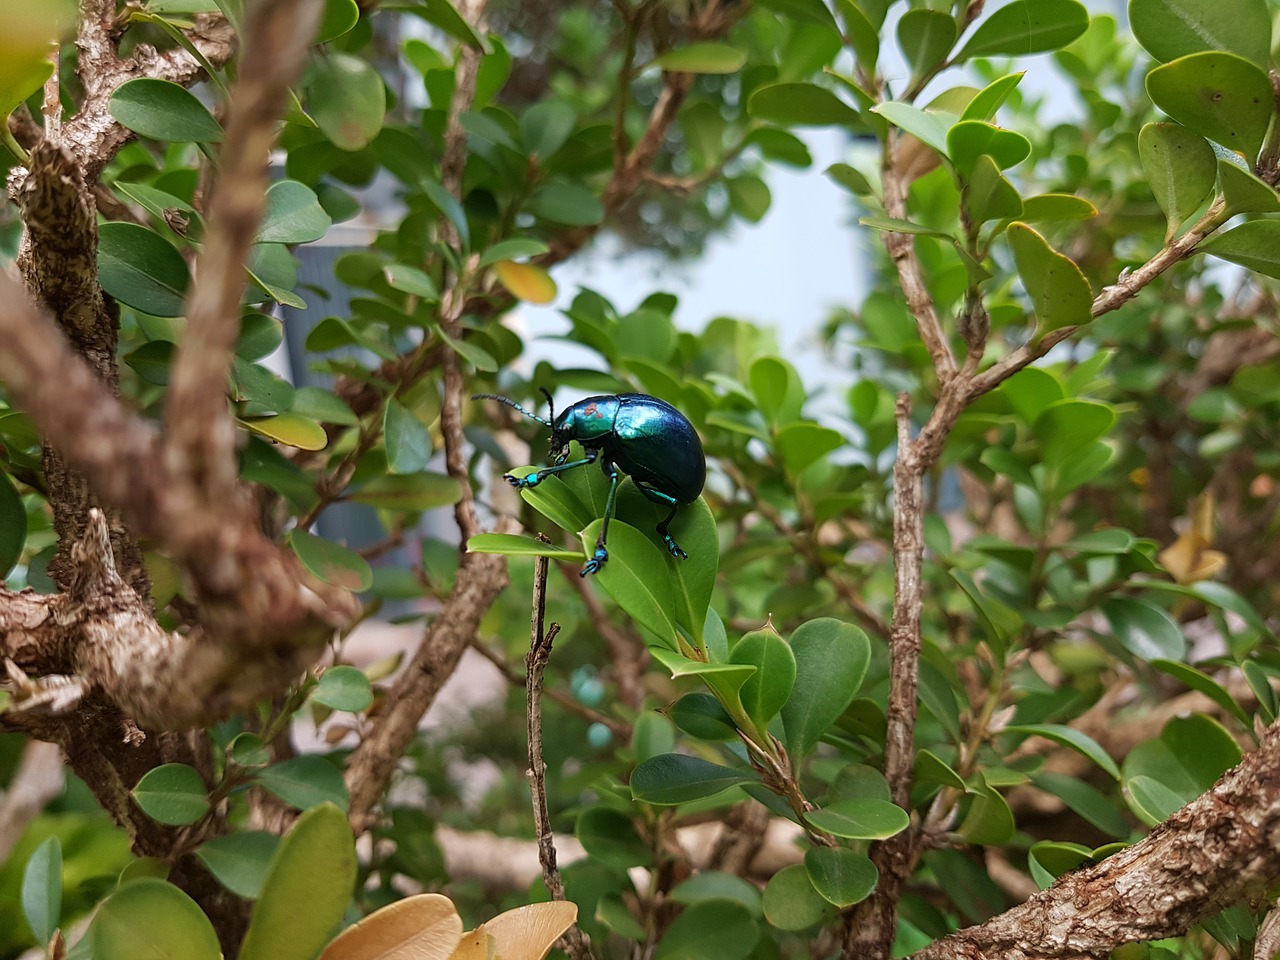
[654,899,758,960]
[650,648,755,714]
[670,692,739,741]
[957,778,1015,845]
[1151,659,1250,726]
[196,832,279,899]
[963,154,1022,225]
[1138,122,1216,240]
[0,470,26,577]
[728,175,771,222]
[521,101,576,160]
[351,472,462,511]
[239,803,356,960]
[307,52,386,150]
[671,872,762,911]
[1031,772,1129,838]
[91,879,221,960]
[915,750,966,789]
[109,78,222,142]
[1007,222,1092,334]
[1005,724,1120,780]
[1129,0,1270,66]
[839,0,880,70]
[1019,193,1097,222]
[1125,774,1187,824]
[747,83,859,127]
[1034,399,1114,468]
[290,386,359,426]
[391,0,486,49]
[1028,841,1092,890]
[776,422,844,474]
[898,9,956,77]
[947,120,1031,174]
[781,618,870,759]
[384,399,432,474]
[961,72,1025,121]
[257,180,330,244]
[438,329,497,372]
[631,754,759,805]
[0,5,63,121]
[466,533,585,560]
[1202,220,1280,279]
[750,356,798,426]
[1101,596,1185,661]
[254,756,349,812]
[581,518,677,644]
[805,799,908,839]
[870,101,951,153]
[754,0,839,29]
[315,0,359,42]
[954,0,1089,60]
[858,214,950,237]
[576,807,650,869]
[514,469,595,533]
[312,665,373,712]
[1146,52,1271,159]
[423,179,472,244]
[1123,713,1241,811]
[21,836,61,944]
[762,864,833,931]
[247,243,305,308]
[803,847,877,907]
[236,312,284,360]
[526,180,604,226]
[98,222,191,317]
[652,43,747,74]
[238,414,327,451]
[663,497,718,648]
[132,764,210,826]
[950,568,1020,653]
[731,628,797,731]
[288,528,373,592]
[476,238,550,268]
[825,162,873,196]
[1217,158,1280,216]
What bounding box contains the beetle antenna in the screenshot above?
[472,394,552,427]
[539,386,556,425]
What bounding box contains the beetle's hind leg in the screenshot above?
[644,491,687,560]
[582,461,621,576]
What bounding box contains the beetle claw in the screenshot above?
[662,535,688,560]
[503,473,538,489]
[581,547,608,577]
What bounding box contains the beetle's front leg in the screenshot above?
[503,449,598,489]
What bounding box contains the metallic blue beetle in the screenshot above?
[475,391,706,576]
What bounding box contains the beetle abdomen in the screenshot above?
[612,395,706,503]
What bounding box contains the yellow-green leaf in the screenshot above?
[494,260,557,303]
[238,414,328,451]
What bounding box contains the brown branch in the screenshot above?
[165,0,323,514]
[912,719,1280,959]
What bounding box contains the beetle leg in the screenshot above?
[582,461,620,577]
[653,498,688,560]
[503,448,598,489]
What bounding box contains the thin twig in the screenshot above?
[525,555,594,960]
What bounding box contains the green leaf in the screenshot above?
[392,0,486,49]
[776,422,844,475]
[288,528,372,592]
[351,472,462,512]
[384,399,432,474]
[1007,222,1092,334]
[670,692,739,741]
[1146,52,1272,159]
[870,101,951,153]
[1217,158,1280,216]
[525,180,603,226]
[311,665,373,712]
[438,329,498,372]
[1034,399,1114,468]
[466,532,586,560]
[1202,220,1280,279]
[631,754,759,805]
[521,100,576,160]
[582,518,678,646]
[650,647,756,713]
[423,179,472,245]
[762,864,833,931]
[961,72,1024,121]
[90,879,221,960]
[1028,841,1093,889]
[950,568,1020,653]
[254,755,349,812]
[239,804,356,960]
[963,154,1022,225]
[476,238,550,268]
[196,832,279,899]
[0,6,63,122]
[750,356,798,426]
[664,497,718,648]
[803,847,877,907]
[514,469,594,533]
[652,43,747,74]
[98,222,191,317]
[1129,0,1270,66]
[825,162,873,196]
[731,628,797,731]
[805,799,908,840]
[132,764,211,826]
[1019,193,1097,222]
[238,414,327,451]
[0,470,27,577]
[957,778,1015,845]
[1150,659,1250,727]
[915,750,966,789]
[753,0,839,30]
[671,872,762,910]
[747,83,860,127]
[257,180,331,244]
[1124,713,1241,812]
[307,52,385,150]
[1031,771,1129,838]
[947,120,1031,174]
[290,386,358,426]
[576,807,650,869]
[1004,724,1120,780]
[781,618,870,760]
[109,78,223,142]
[653,900,759,960]
[247,243,306,308]
[858,214,950,238]
[1101,596,1185,661]
[1138,122,1216,241]
[954,0,1089,60]
[728,175,771,222]
[1125,775,1188,825]
[21,836,61,944]
[898,9,957,77]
